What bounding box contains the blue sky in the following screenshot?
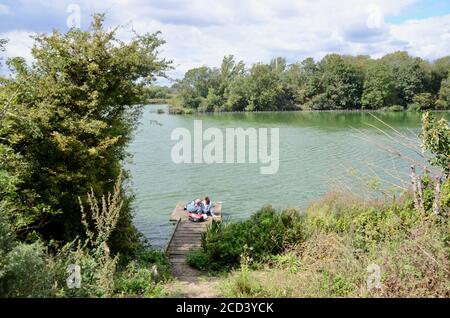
[385,0,450,23]
[1,0,450,82]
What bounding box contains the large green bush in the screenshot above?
[191,206,305,270]
[0,14,170,256]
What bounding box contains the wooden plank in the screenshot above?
[169,251,191,256]
[168,244,202,253]
[173,233,203,237]
[172,238,202,242]
[173,229,204,233]
[169,249,201,254]
[169,242,202,247]
[164,218,181,253]
[172,232,203,237]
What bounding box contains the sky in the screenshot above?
[1,0,450,84]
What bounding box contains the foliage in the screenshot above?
[436,72,450,109]
[114,249,170,298]
[143,85,172,104]
[412,93,434,110]
[421,112,450,175]
[0,15,171,256]
[361,62,395,109]
[172,51,445,112]
[186,250,211,271]
[190,206,305,270]
[0,174,171,298]
[381,51,430,106]
[218,191,450,298]
[431,56,450,94]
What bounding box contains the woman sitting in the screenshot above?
[201,196,216,217]
[185,199,203,214]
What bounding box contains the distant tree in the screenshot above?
[224,75,250,111]
[0,39,7,103]
[173,66,221,110]
[361,61,395,109]
[431,56,450,94]
[0,38,6,65]
[343,55,371,79]
[307,54,363,110]
[218,55,245,111]
[436,73,450,110]
[381,52,431,106]
[421,112,450,176]
[412,93,434,111]
[270,57,287,74]
[173,52,447,112]
[283,58,318,106]
[143,85,172,101]
[301,57,318,76]
[245,63,289,111]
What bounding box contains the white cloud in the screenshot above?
[2,0,450,81]
[0,30,35,70]
[390,14,450,60]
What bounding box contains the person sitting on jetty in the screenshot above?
[185,199,203,213]
[201,196,216,217]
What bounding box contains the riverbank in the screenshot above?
[167,104,450,115]
[165,187,449,298]
[146,98,170,104]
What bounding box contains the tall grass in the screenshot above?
[218,191,449,298]
[0,172,171,298]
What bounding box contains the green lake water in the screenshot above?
[125,105,449,248]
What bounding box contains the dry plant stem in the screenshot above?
[78,171,123,246]
[410,165,424,212]
[432,176,443,216]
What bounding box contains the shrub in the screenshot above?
[114,260,166,297]
[0,241,47,297]
[412,93,434,110]
[186,250,211,271]
[218,192,450,298]
[385,105,404,112]
[196,206,305,270]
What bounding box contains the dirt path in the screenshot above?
[164,262,220,298]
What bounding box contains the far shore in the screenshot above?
[147,104,450,115]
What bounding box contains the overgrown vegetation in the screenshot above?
[187,206,305,271]
[1,14,170,256]
[0,15,172,297]
[218,191,449,297]
[0,173,171,297]
[143,85,173,104]
[170,53,450,112]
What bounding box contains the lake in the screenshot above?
[125,105,449,248]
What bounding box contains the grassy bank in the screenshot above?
[187,187,449,297]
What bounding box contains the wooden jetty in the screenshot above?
[166,201,222,278]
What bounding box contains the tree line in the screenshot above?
[170,53,450,112]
